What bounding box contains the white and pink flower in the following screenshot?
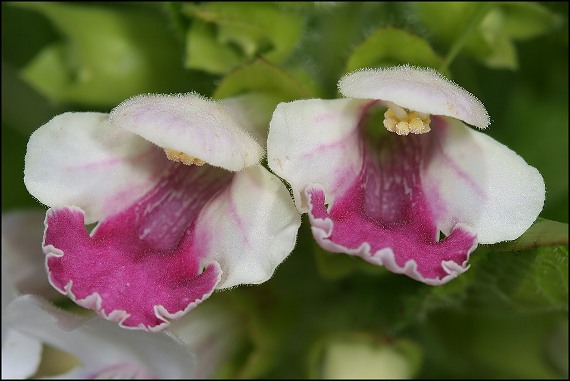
[1,211,197,379]
[267,65,545,285]
[24,94,301,332]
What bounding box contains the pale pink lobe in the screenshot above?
[43,163,230,331]
[307,119,478,285]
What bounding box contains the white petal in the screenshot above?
[423,118,545,244]
[4,295,196,379]
[109,93,264,172]
[267,98,367,212]
[168,298,245,379]
[1,329,43,379]
[1,210,60,299]
[24,112,169,224]
[338,65,490,129]
[196,164,301,289]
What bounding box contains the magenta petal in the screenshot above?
[43,164,230,331]
[307,130,478,285]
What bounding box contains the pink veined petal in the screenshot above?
[306,122,478,285]
[43,163,230,331]
[24,112,170,224]
[195,164,301,289]
[267,98,368,212]
[421,117,545,244]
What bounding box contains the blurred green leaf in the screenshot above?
[470,246,568,313]
[415,2,493,64]
[415,2,559,70]
[417,309,565,378]
[213,58,313,100]
[226,287,293,379]
[402,244,568,327]
[401,263,475,324]
[1,2,58,67]
[477,8,519,69]
[183,2,303,74]
[212,58,316,138]
[161,2,190,42]
[14,2,206,107]
[501,2,563,40]
[313,242,389,281]
[1,123,40,211]
[1,61,65,136]
[345,27,449,77]
[313,245,360,280]
[185,20,244,75]
[544,318,569,378]
[490,218,568,252]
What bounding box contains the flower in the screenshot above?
[267,65,545,285]
[3,296,199,379]
[1,211,196,379]
[24,93,301,331]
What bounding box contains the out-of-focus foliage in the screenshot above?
[2,1,568,379]
[344,27,449,76]
[9,2,214,107]
[414,2,562,70]
[183,2,303,74]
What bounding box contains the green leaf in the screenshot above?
[20,42,70,103]
[401,263,475,323]
[15,2,203,107]
[225,288,293,379]
[1,123,40,211]
[185,20,244,74]
[500,2,562,40]
[211,59,316,143]
[415,2,560,70]
[345,27,448,77]
[470,246,568,313]
[161,2,190,42]
[414,2,493,59]
[418,309,566,378]
[402,245,568,325]
[183,2,303,74]
[213,58,313,100]
[477,8,519,70]
[489,218,568,252]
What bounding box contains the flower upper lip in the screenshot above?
[338,65,490,129]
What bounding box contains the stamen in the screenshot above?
[164,149,205,166]
[383,102,431,136]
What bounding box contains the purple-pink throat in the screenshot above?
[44,159,231,331]
[307,102,477,284]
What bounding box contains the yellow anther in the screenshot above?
[164,149,205,166]
[383,103,431,136]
